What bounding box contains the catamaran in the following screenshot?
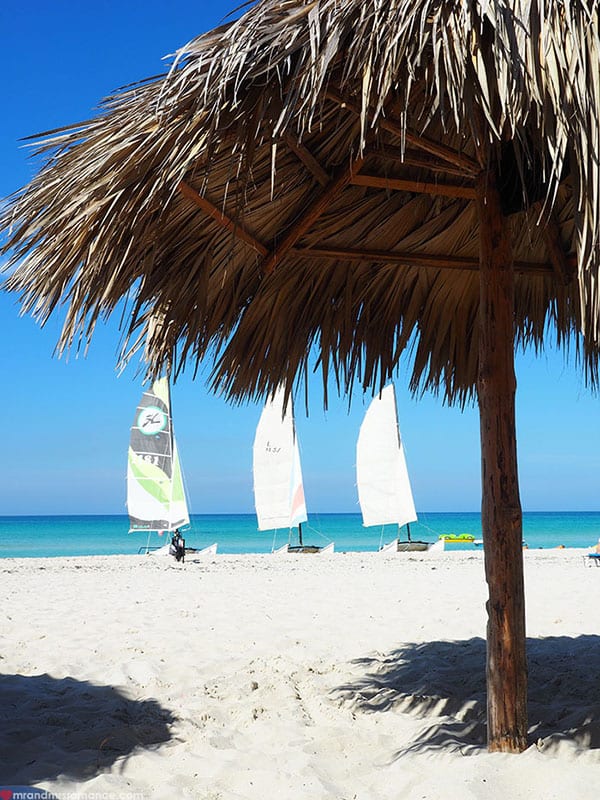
[253,386,333,554]
[127,377,217,556]
[357,384,430,552]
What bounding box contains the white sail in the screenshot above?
[127,377,190,532]
[253,387,308,531]
[356,384,417,528]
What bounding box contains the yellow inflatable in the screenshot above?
[438,533,475,543]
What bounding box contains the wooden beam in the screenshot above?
[370,145,468,178]
[326,88,480,175]
[283,133,329,186]
[292,245,554,275]
[476,166,528,754]
[178,180,268,257]
[261,156,365,275]
[383,119,480,177]
[351,173,476,200]
[531,201,574,285]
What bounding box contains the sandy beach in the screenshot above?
[2,548,600,799]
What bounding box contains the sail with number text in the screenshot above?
[253,387,308,531]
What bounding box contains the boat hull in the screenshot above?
[396,541,430,552]
[287,542,334,554]
[380,538,431,553]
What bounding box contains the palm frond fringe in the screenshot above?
[2,0,599,404]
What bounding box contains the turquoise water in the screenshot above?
[0,512,599,558]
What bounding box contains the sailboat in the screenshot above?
[356,384,429,552]
[127,377,217,556]
[253,386,333,554]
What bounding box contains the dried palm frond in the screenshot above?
[2,0,599,403]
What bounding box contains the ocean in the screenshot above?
[0,512,598,558]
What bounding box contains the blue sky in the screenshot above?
[0,0,599,515]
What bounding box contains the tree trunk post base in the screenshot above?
[477,164,528,754]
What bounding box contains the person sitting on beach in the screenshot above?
[169,529,186,563]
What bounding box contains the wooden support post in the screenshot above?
[476,165,528,753]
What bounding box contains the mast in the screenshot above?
[167,378,174,524]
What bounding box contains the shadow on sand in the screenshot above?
[333,635,600,757]
[0,673,176,785]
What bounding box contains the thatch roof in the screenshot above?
[2,0,600,404]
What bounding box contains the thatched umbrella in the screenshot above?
[2,0,600,753]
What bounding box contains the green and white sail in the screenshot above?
[127,377,189,532]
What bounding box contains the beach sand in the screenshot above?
[1,548,600,799]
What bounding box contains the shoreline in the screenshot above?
[2,550,600,797]
[0,543,595,562]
